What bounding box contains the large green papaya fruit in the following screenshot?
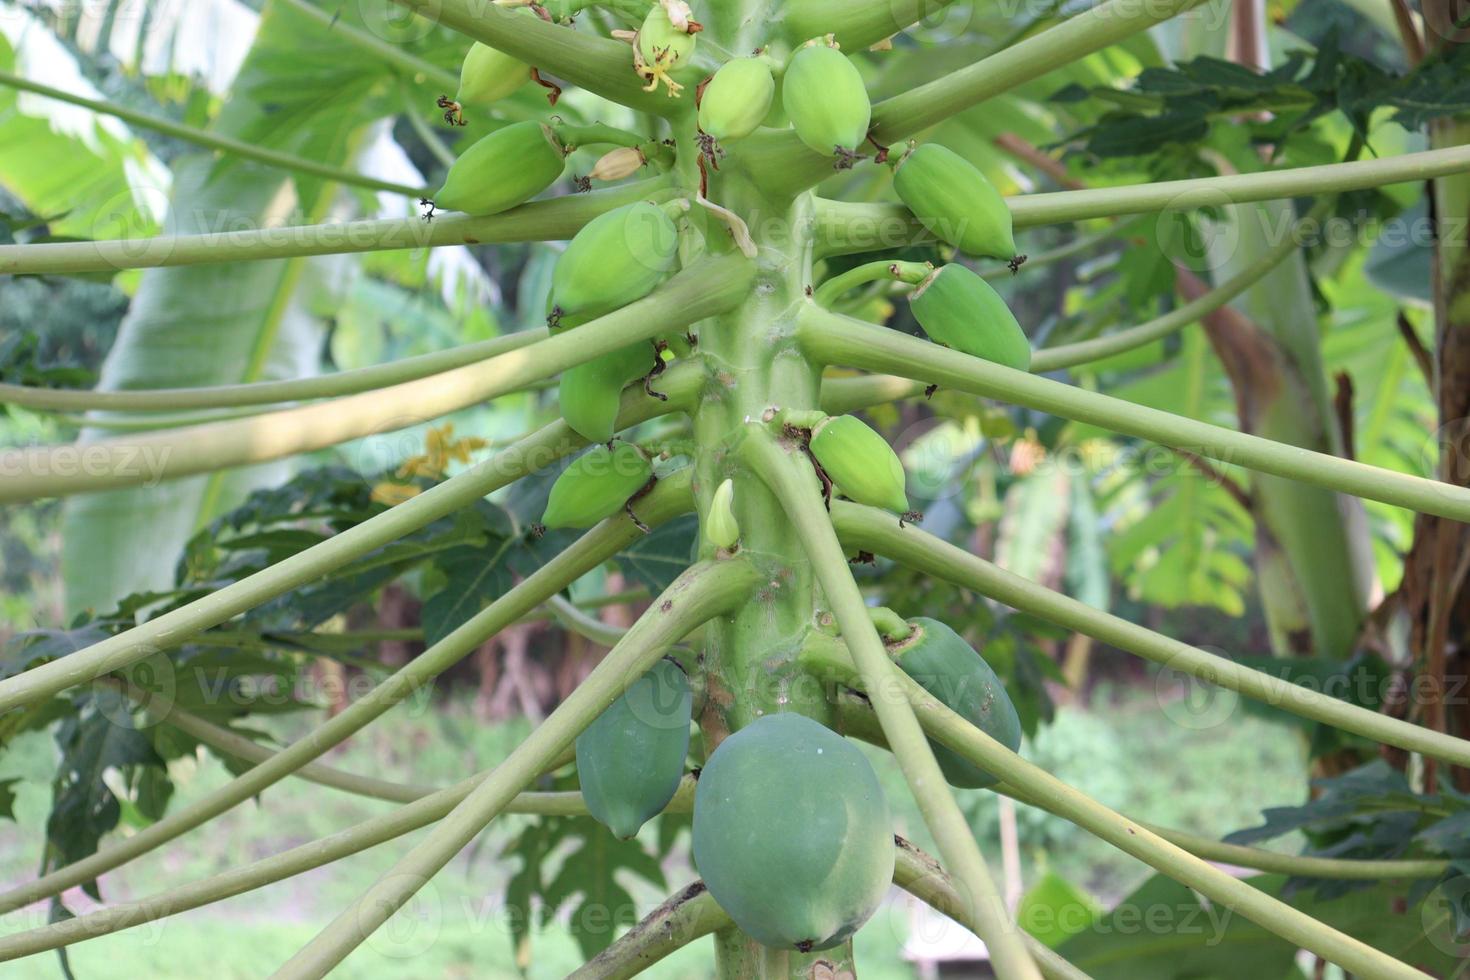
[432,121,566,215]
[541,440,653,529]
[782,41,870,164]
[456,40,530,107]
[698,57,776,143]
[887,616,1022,789]
[808,414,908,513]
[577,658,692,839]
[909,264,1031,372]
[892,142,1016,260]
[692,713,893,951]
[551,201,680,321]
[557,341,656,445]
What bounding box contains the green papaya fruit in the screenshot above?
[909,264,1031,372]
[782,42,870,163]
[456,40,530,106]
[551,201,680,321]
[636,1,697,96]
[893,142,1016,260]
[698,57,776,143]
[704,477,739,550]
[541,440,653,529]
[808,414,908,513]
[693,713,893,951]
[577,658,692,839]
[886,617,1022,789]
[433,121,566,216]
[557,341,655,445]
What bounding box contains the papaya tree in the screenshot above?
[3,0,1470,977]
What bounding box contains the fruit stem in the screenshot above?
[552,122,650,150]
[777,408,827,430]
[812,258,931,307]
[864,605,912,643]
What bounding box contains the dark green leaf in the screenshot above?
[420,540,516,648]
[618,515,699,594]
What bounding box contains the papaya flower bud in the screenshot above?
[588,146,646,182]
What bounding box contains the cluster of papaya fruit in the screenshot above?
[571,605,1021,952]
[693,34,870,169]
[890,141,1032,372]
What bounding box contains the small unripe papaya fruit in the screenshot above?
[698,57,776,142]
[577,658,691,839]
[541,440,653,529]
[782,41,870,161]
[887,617,1022,789]
[809,414,908,514]
[893,143,1016,260]
[635,1,697,95]
[909,264,1031,372]
[705,478,739,549]
[433,121,566,215]
[693,713,893,951]
[638,2,697,66]
[557,342,654,445]
[456,41,530,106]
[551,201,679,321]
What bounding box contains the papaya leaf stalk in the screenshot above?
[387,0,676,115]
[812,143,1470,256]
[0,332,546,413]
[832,502,1470,768]
[0,71,429,198]
[805,636,1430,980]
[1,255,747,504]
[0,179,674,275]
[800,307,1470,522]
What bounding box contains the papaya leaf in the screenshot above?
[46,689,166,899]
[540,817,668,959]
[617,515,699,594]
[420,539,516,648]
[502,818,561,972]
[1052,34,1470,159]
[1060,872,1465,977]
[1017,871,1103,948]
[0,331,96,390]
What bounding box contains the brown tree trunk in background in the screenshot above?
[376,585,417,667]
[474,636,502,720]
[1385,0,1470,791]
